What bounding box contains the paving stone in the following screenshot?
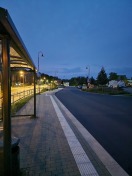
[12,94,81,176]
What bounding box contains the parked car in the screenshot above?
[77,85,82,89]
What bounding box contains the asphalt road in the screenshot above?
[124,87,132,94]
[55,87,132,176]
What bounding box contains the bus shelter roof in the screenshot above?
[0,7,36,71]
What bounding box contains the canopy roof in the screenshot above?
[0,7,36,71]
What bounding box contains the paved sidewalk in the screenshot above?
[11,90,129,176]
[12,92,80,176]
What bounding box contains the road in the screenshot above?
[124,87,132,94]
[55,87,132,176]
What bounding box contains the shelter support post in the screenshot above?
[2,36,12,175]
[34,68,36,117]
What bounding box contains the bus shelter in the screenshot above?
[0,7,36,175]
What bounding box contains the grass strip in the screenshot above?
[83,87,131,95]
[11,95,33,116]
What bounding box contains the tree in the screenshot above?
[90,77,96,85]
[97,67,108,85]
[118,75,127,81]
[109,72,118,80]
[69,76,87,86]
[69,77,78,86]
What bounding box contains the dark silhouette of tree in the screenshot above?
[118,75,127,81]
[109,72,118,80]
[69,76,87,86]
[97,67,108,85]
[90,77,96,85]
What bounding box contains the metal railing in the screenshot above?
[0,87,44,109]
[11,89,35,104]
[0,88,41,119]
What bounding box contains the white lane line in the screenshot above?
[50,95,99,176]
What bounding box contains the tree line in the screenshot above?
[68,67,130,86]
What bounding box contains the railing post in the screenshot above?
[12,95,14,104]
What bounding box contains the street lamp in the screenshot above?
[38,51,44,94]
[38,51,44,73]
[20,71,24,86]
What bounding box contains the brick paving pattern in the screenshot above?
[12,94,81,176]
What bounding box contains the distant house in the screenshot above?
[63,82,69,87]
[127,80,132,86]
[108,80,118,88]
[108,80,125,88]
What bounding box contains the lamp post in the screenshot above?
[86,65,90,87]
[38,51,44,94]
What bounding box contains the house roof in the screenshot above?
[0,7,36,71]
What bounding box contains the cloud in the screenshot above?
[44,65,86,79]
[61,67,82,73]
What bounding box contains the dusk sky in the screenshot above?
[0,0,132,79]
